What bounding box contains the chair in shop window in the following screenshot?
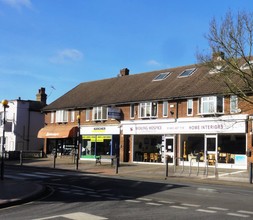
[154,153,160,162]
[143,153,150,162]
[208,154,216,165]
[150,153,154,162]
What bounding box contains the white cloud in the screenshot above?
[50,49,84,64]
[146,59,161,66]
[1,0,33,10]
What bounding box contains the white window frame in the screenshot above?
[50,112,55,123]
[55,110,68,123]
[139,102,158,118]
[86,109,90,121]
[187,99,193,116]
[70,111,75,122]
[230,95,238,113]
[92,106,108,121]
[163,101,168,117]
[130,104,135,119]
[198,96,224,115]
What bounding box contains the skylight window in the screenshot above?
[178,68,196,78]
[153,72,170,81]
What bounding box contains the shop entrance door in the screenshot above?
[205,134,217,165]
[165,137,174,164]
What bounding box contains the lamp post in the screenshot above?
[76,114,81,170]
[1,99,9,180]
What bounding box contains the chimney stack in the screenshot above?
[212,51,225,61]
[119,68,129,77]
[36,87,47,105]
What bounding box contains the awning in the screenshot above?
[38,125,78,139]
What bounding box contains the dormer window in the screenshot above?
[139,102,158,118]
[178,68,196,78]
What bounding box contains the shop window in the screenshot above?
[230,95,239,113]
[187,99,193,116]
[139,102,158,118]
[163,101,168,117]
[92,106,108,121]
[55,110,68,123]
[198,96,224,115]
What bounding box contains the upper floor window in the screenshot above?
[187,99,193,116]
[198,96,224,115]
[86,109,90,121]
[50,112,55,123]
[92,106,108,121]
[163,101,168,117]
[130,104,135,119]
[70,111,75,122]
[230,95,239,113]
[139,102,158,118]
[55,110,68,123]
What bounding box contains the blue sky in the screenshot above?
[0,0,252,104]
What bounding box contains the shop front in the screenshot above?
[122,115,248,169]
[37,125,78,155]
[80,125,120,159]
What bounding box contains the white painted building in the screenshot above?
[0,88,46,153]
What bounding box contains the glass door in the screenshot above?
[205,134,217,165]
[165,137,174,164]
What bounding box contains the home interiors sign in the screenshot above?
[122,120,246,135]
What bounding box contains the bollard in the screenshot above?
[20,150,23,166]
[115,157,119,174]
[53,153,57,169]
[250,162,253,184]
[165,156,168,177]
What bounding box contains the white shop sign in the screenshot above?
[80,126,120,135]
[122,120,246,135]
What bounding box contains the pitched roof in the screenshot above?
[43,64,229,111]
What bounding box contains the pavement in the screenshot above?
[1,156,253,208]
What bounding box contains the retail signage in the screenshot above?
[122,120,246,134]
[108,107,121,119]
[80,125,120,135]
[82,135,112,142]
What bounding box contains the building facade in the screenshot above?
[0,88,47,153]
[38,65,253,169]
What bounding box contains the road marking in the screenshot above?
[218,170,246,177]
[137,198,153,201]
[227,213,250,218]
[158,200,175,204]
[125,199,141,203]
[170,205,189,210]
[146,202,163,206]
[238,210,253,215]
[34,212,108,220]
[208,207,229,211]
[181,203,200,207]
[196,209,217,213]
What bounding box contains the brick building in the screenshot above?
[38,63,253,169]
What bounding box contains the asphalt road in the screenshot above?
[1,165,253,220]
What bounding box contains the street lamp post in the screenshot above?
[76,115,81,170]
[1,99,9,180]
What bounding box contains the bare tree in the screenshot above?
[197,11,253,105]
